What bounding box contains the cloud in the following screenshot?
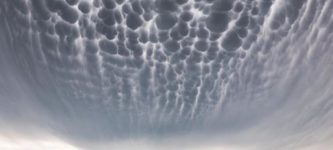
[0,130,78,150]
[1,0,333,150]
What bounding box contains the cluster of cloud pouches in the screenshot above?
[1,0,333,149]
[9,0,272,128]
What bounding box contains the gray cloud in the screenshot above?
[0,0,333,149]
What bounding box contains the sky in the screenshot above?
[1,0,333,149]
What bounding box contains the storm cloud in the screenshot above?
[1,0,333,149]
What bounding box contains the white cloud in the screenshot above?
[0,131,79,150]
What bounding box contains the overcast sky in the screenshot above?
[1,0,333,149]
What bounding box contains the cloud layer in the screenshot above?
[1,0,333,149]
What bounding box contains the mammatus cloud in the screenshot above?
[1,0,333,149]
